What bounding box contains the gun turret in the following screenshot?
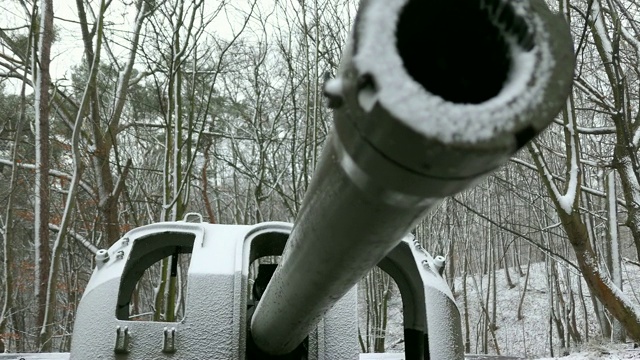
[64,0,574,359]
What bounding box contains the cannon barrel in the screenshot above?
[251,0,574,355]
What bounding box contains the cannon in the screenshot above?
[60,0,575,359]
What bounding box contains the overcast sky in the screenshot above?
[0,0,276,92]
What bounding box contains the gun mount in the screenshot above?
[63,0,575,358]
[67,219,455,359]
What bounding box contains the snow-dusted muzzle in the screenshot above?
[350,0,574,147]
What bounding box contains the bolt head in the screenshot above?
[95,249,109,263]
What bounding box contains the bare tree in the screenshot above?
[39,0,107,348]
[0,11,34,347]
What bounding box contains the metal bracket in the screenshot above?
[95,249,109,269]
[163,327,177,353]
[114,326,130,354]
[183,213,203,223]
[433,255,446,275]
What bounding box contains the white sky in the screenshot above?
[0,0,276,92]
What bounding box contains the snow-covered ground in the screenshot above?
[535,343,640,359]
[360,260,640,359]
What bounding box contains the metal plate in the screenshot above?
[0,354,70,359]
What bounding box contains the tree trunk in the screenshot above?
[567,212,640,341]
[517,250,531,320]
[463,254,471,353]
[577,275,589,342]
[582,190,610,338]
[491,235,498,331]
[615,155,640,262]
[606,171,625,342]
[34,0,54,350]
[502,236,515,289]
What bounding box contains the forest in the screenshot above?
[0,0,639,358]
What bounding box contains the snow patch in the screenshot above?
[324,77,344,98]
[358,86,378,113]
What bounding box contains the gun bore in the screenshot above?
[396,0,533,104]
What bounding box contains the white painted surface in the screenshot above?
[359,353,405,359]
[0,354,70,359]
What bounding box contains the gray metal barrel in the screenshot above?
[251,0,574,355]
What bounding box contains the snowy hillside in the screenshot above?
[360,261,640,359]
[535,343,640,359]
